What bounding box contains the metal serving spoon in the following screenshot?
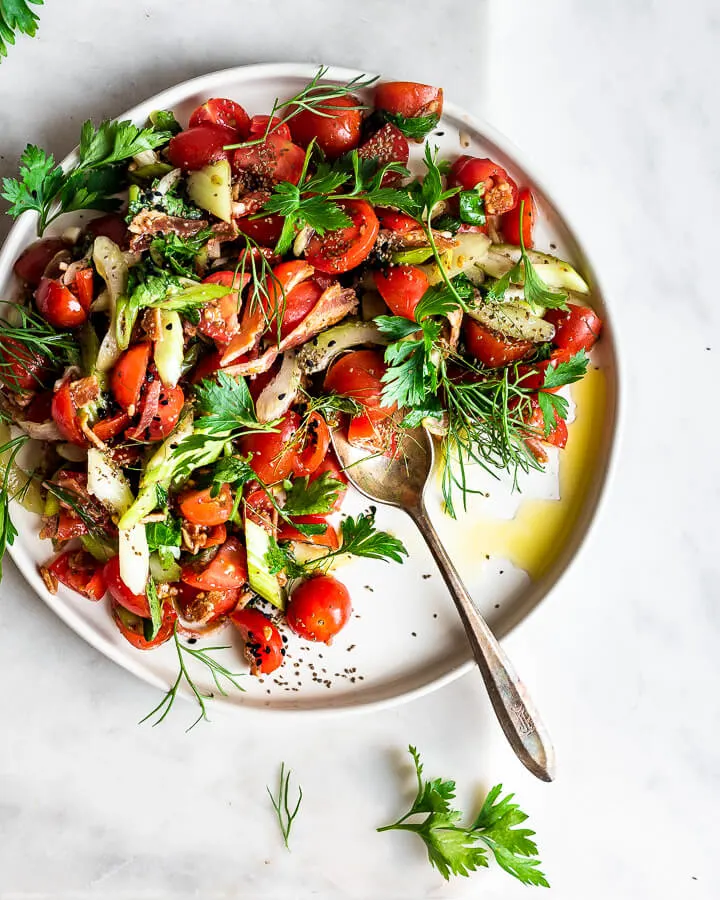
[331,424,556,782]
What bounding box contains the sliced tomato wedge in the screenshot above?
[181,537,248,591]
[292,412,331,477]
[374,81,444,119]
[502,187,536,248]
[304,200,379,274]
[373,265,429,320]
[357,123,409,184]
[230,607,284,675]
[179,484,234,527]
[103,555,150,617]
[111,343,152,412]
[49,550,106,600]
[463,320,533,368]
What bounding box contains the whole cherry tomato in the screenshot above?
[248,114,291,141]
[373,81,444,120]
[13,238,66,287]
[0,337,48,391]
[179,483,234,527]
[35,277,89,328]
[288,94,362,159]
[167,124,237,170]
[189,98,250,138]
[544,305,603,354]
[286,575,352,643]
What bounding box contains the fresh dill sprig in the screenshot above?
[267,762,303,850]
[0,428,31,580]
[42,481,111,540]
[0,303,79,391]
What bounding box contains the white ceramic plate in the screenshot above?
[0,63,619,716]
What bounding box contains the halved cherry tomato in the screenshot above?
[146,385,184,441]
[248,115,291,141]
[254,260,318,340]
[240,411,300,484]
[305,200,379,274]
[175,583,239,624]
[286,575,352,643]
[87,213,128,248]
[51,380,86,445]
[179,483,233,527]
[111,598,177,650]
[374,81,443,119]
[92,411,131,442]
[103,555,150,617]
[13,238,66,287]
[324,349,395,418]
[308,452,347,511]
[189,99,250,138]
[277,520,339,550]
[288,94,362,160]
[230,607,284,675]
[502,187,536,248]
[373,265,428,320]
[111,343,151,412]
[376,208,420,233]
[49,550,106,600]
[357,123,409,184]
[448,156,518,217]
[0,338,48,391]
[523,396,568,450]
[53,509,88,542]
[463,319,533,368]
[232,134,305,185]
[277,279,323,340]
[235,213,284,246]
[347,410,398,456]
[35,277,89,328]
[72,268,95,309]
[167,124,237,170]
[198,270,247,347]
[544,305,603,354]
[181,537,248,591]
[292,412,331,477]
[204,524,228,548]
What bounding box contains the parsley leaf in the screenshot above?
[536,391,568,435]
[146,516,182,567]
[458,190,486,226]
[382,111,440,140]
[149,109,182,135]
[149,228,214,278]
[0,0,43,61]
[210,455,256,496]
[127,178,204,220]
[541,348,589,389]
[283,471,345,516]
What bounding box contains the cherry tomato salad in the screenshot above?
[0,68,601,713]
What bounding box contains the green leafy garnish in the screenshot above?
[127,178,204,220]
[267,762,303,851]
[0,302,79,392]
[283,471,346,517]
[0,428,31,580]
[0,0,43,61]
[382,111,440,140]
[377,746,548,886]
[149,109,182,135]
[1,118,173,235]
[458,190,486,226]
[144,576,163,641]
[530,349,589,434]
[146,516,182,567]
[149,228,214,278]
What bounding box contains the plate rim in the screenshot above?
[1,61,623,717]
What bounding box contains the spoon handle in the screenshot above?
[410,506,556,782]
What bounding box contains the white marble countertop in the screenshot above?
[0,1,718,897]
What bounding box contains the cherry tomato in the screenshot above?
[230,607,284,675]
[13,238,66,287]
[92,411,131,442]
[502,187,536,248]
[166,124,237,170]
[516,349,574,393]
[189,98,250,138]
[256,260,317,339]
[544,305,603,354]
[308,452,347,511]
[272,279,323,341]
[49,550,106,600]
[277,520,339,550]
[248,114,291,141]
[203,524,228,548]
[146,384,184,441]
[286,575,352,644]
[357,123,409,184]
[0,337,48,391]
[197,270,247,347]
[240,411,300,483]
[35,277,89,328]
[347,410,398,455]
[235,213,284,246]
[111,343,151,412]
[54,508,89,542]
[523,396,568,449]
[448,156,518,217]
[51,381,86,445]
[324,349,395,417]
[288,94,362,160]
[86,213,128,248]
[191,350,224,385]
[463,319,533,368]
[292,412,331,477]
[175,582,239,624]
[181,537,248,591]
[232,134,305,185]
[376,209,419,234]
[111,598,177,650]
[373,265,428,320]
[374,81,444,119]
[179,483,234,527]
[103,555,150,617]
[305,200,379,274]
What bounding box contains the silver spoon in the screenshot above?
[331,424,556,782]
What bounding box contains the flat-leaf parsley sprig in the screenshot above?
[0,0,43,61]
[378,746,548,886]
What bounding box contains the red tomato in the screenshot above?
[49,550,106,600]
[448,156,518,217]
[277,521,339,550]
[13,238,66,286]
[181,537,248,591]
[103,555,150,617]
[72,268,94,309]
[374,81,443,119]
[240,411,300,483]
[257,260,319,340]
[247,359,281,403]
[54,508,89,542]
[179,483,233,527]
[523,396,568,449]
[463,319,533,368]
[191,350,224,385]
[347,410,398,455]
[111,598,177,650]
[0,337,48,391]
[502,187,536,248]
[189,98,250,138]
[235,213,284,246]
[305,200,379,274]
[288,94,362,160]
[544,305,603,354]
[248,114,291,141]
[232,134,306,185]
[308,452,347,511]
[146,384,184,441]
[324,349,395,417]
[111,343,151,412]
[175,583,239,624]
[230,607,284,675]
[87,214,128,248]
[292,412,331,477]
[51,381,86,445]
[276,279,323,340]
[357,123,409,184]
[376,208,420,233]
[35,277,89,328]
[286,575,352,643]
[373,265,428,320]
[198,270,247,347]
[92,411,131,442]
[203,524,228,548]
[25,391,53,422]
[166,124,237,170]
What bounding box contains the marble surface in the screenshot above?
[0,1,718,897]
